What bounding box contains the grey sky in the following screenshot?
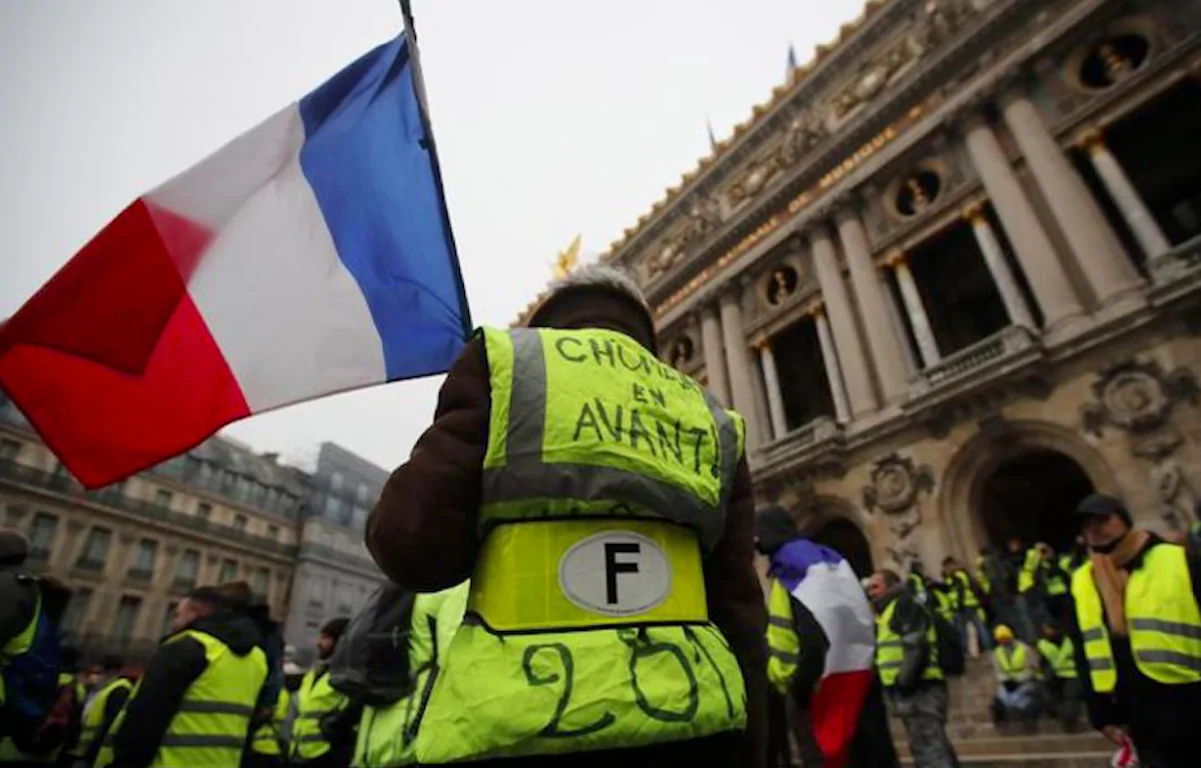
[1,0,864,472]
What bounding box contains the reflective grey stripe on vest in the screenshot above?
[1081,627,1105,642]
[1134,649,1201,671]
[158,733,246,748]
[1131,618,1201,641]
[177,700,255,716]
[768,647,798,664]
[1088,658,1114,671]
[768,616,792,630]
[481,329,739,549]
[296,733,332,743]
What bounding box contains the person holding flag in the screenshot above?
[757,506,897,768]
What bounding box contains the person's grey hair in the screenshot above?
[546,264,651,318]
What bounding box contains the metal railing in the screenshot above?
[0,459,297,558]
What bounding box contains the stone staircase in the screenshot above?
[889,657,1113,767]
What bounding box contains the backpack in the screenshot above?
[928,606,965,677]
[1,578,65,747]
[327,582,417,706]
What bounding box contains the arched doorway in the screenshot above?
[811,518,874,577]
[974,449,1096,553]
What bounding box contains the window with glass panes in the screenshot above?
[0,438,21,461]
[62,587,92,634]
[196,502,212,521]
[266,524,279,540]
[218,558,238,583]
[112,596,141,641]
[233,514,248,532]
[131,539,157,577]
[252,568,269,600]
[154,489,173,508]
[27,513,58,559]
[175,549,199,585]
[79,527,111,569]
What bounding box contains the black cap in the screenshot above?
[1075,493,1132,527]
[755,505,798,557]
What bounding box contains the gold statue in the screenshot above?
[553,235,582,279]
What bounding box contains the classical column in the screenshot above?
[885,251,941,368]
[756,339,789,440]
[836,207,908,402]
[963,114,1086,332]
[699,302,731,406]
[1000,91,1143,308]
[809,226,878,416]
[964,202,1036,328]
[1079,129,1171,260]
[812,306,851,424]
[719,289,764,449]
[880,275,919,375]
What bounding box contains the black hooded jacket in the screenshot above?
[108,610,263,768]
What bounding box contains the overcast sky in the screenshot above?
[1,0,864,472]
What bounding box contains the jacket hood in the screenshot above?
[188,610,263,655]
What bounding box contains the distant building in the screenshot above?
[521,0,1201,575]
[0,391,306,664]
[283,442,388,665]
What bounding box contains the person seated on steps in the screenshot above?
[1037,621,1083,733]
[990,623,1044,730]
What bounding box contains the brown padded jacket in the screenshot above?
[366,334,768,766]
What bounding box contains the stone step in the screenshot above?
[901,751,1113,767]
[894,732,1109,759]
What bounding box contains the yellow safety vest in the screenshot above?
[354,582,470,767]
[0,581,41,709]
[96,629,267,768]
[1072,543,1201,693]
[70,676,132,760]
[291,665,350,761]
[932,586,955,621]
[875,597,942,687]
[974,556,991,595]
[1018,548,1040,594]
[952,571,980,610]
[1037,638,1077,680]
[766,579,800,694]
[1043,557,1068,597]
[417,327,748,763]
[249,687,291,758]
[994,643,1032,682]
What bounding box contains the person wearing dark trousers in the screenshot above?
[1068,494,1201,768]
[1037,623,1082,732]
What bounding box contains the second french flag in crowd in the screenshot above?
[0,34,470,489]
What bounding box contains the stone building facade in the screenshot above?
[0,391,306,663]
[283,442,388,666]
[568,0,1201,575]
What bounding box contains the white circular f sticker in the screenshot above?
[558,531,672,616]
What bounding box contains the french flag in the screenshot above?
[0,34,470,489]
[771,540,876,768]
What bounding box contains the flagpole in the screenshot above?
[398,0,473,337]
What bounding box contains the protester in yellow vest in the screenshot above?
[1069,494,1201,768]
[291,618,357,768]
[69,656,134,767]
[365,265,767,766]
[867,569,958,768]
[941,556,990,654]
[989,624,1042,726]
[95,582,267,768]
[1036,622,1080,732]
[353,582,470,767]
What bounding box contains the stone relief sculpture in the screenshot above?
[1082,359,1200,529]
[645,193,725,280]
[862,452,935,571]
